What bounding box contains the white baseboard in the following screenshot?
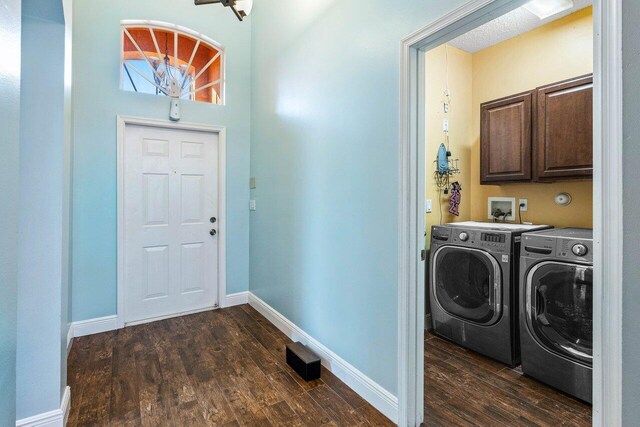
[221,291,249,308]
[71,315,119,338]
[16,386,70,427]
[247,293,398,423]
[67,292,249,350]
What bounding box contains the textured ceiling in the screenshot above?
[449,0,592,53]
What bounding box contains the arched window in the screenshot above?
[120,20,224,105]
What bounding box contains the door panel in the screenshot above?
[432,246,502,325]
[124,124,220,324]
[526,261,593,365]
[181,174,204,224]
[143,245,170,299]
[143,173,169,226]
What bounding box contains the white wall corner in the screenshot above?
[66,324,74,355]
[221,291,249,308]
[247,292,399,423]
[16,386,70,427]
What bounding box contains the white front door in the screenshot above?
[123,124,220,324]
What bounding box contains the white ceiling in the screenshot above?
[448,0,592,53]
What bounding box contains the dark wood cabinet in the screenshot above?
[480,74,593,184]
[534,75,593,180]
[480,92,532,184]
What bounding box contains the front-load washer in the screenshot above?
[429,221,552,366]
[519,228,593,403]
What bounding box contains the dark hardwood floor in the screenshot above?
[422,331,592,427]
[67,305,394,426]
[67,305,591,427]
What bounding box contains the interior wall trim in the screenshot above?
[592,0,623,423]
[67,290,245,352]
[70,315,119,341]
[15,386,70,427]
[221,291,249,308]
[398,0,621,425]
[247,292,398,423]
[66,324,74,355]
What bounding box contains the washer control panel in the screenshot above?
[431,226,510,252]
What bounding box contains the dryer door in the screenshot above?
[526,261,593,366]
[432,246,502,325]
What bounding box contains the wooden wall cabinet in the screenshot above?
[534,75,593,180]
[480,74,593,184]
[480,92,532,184]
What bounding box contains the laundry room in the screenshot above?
[424,1,594,424]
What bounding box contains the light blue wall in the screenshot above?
[249,0,466,394]
[71,0,252,321]
[622,0,640,422]
[0,0,21,423]
[17,0,67,419]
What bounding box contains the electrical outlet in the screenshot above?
[249,200,256,211]
[425,199,433,213]
[519,199,528,212]
[442,119,449,132]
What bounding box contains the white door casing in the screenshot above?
[118,117,226,326]
[398,0,622,426]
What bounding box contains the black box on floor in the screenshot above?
[286,342,321,381]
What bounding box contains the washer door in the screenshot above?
[432,246,502,325]
[526,261,593,366]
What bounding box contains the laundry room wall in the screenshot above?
[469,7,594,228]
[425,44,473,243]
[71,0,252,322]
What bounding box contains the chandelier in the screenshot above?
[194,0,253,21]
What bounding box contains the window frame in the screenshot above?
[119,20,226,106]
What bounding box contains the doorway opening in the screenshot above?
[398,1,623,426]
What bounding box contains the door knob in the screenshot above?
[210,229,217,236]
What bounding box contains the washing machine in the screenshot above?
[519,228,593,403]
[429,221,552,366]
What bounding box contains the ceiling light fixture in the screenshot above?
[194,0,253,21]
[523,0,573,19]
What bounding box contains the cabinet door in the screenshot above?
[480,92,532,184]
[534,74,593,180]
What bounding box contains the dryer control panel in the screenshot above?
[522,231,593,263]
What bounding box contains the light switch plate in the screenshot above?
[425,199,433,213]
[250,200,256,211]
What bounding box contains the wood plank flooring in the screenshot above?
[68,305,592,427]
[422,331,592,427]
[67,305,394,427]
